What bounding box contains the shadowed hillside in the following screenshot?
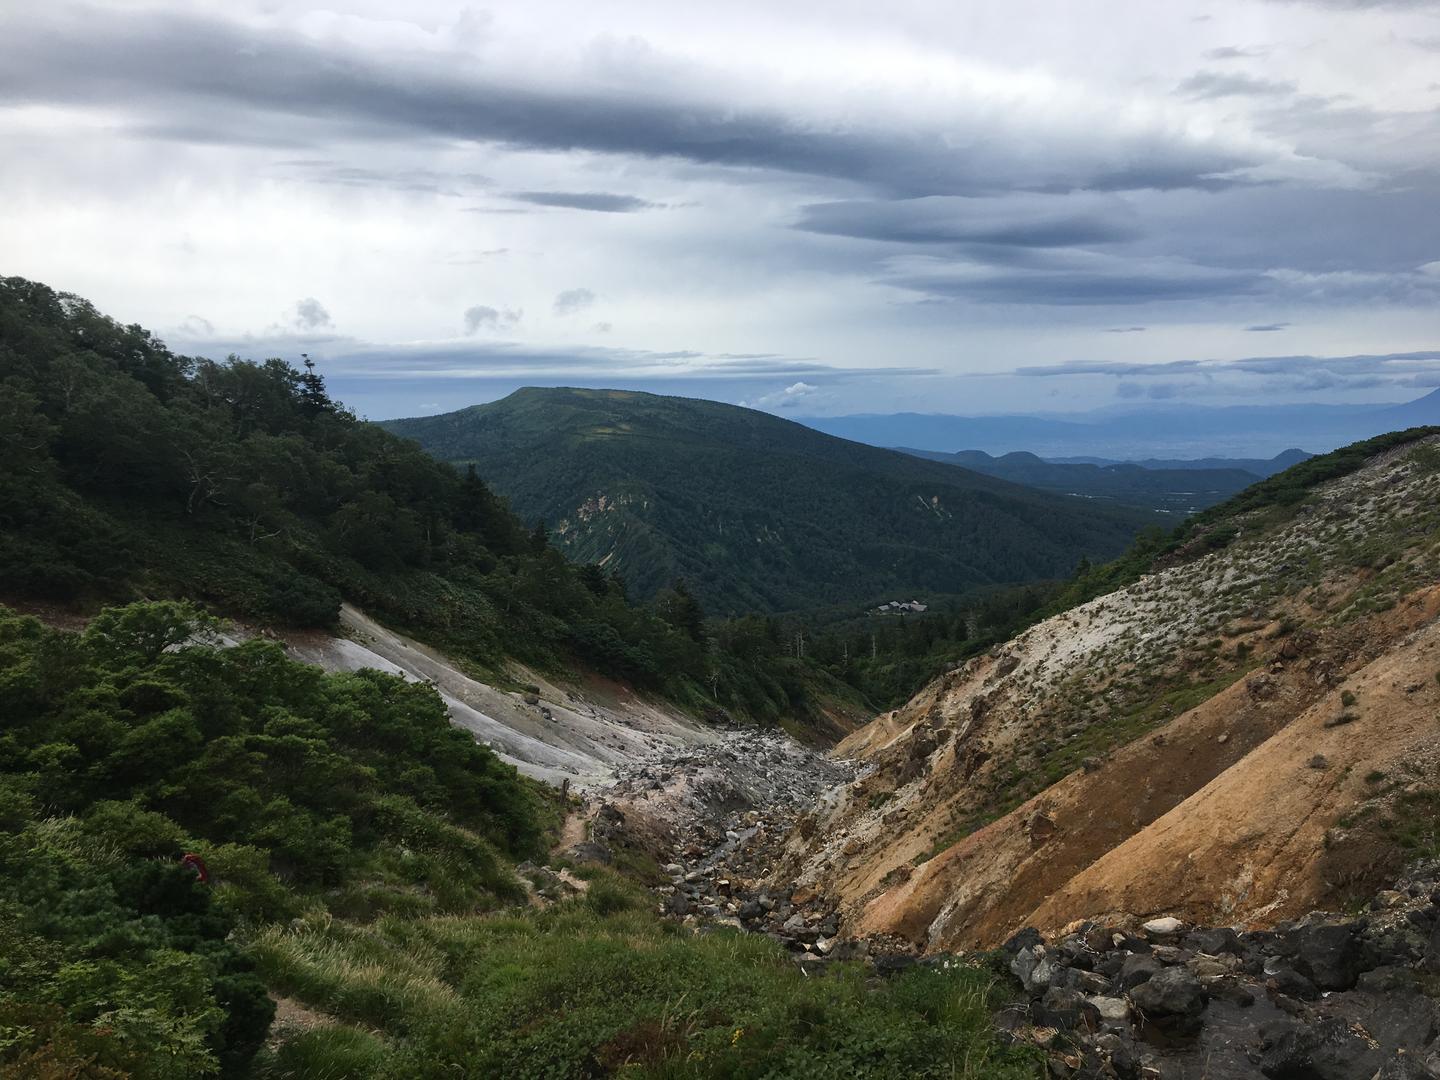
[383,388,1153,614]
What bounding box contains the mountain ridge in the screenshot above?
[799,393,1440,458]
[382,386,1155,615]
[895,446,1261,513]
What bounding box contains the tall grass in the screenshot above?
[250,872,1042,1079]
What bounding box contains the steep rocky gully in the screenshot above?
[546,437,1440,1079]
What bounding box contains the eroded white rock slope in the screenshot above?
[275,605,713,788]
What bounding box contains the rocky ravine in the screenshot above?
[556,729,862,952]
[775,437,1440,953]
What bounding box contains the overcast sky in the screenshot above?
[3,0,1439,418]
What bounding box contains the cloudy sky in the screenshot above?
[3,0,1439,418]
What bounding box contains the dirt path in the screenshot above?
[552,804,591,855]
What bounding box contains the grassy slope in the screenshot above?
[383,388,1153,614]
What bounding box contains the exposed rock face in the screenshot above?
[280,605,716,787]
[775,438,1440,950]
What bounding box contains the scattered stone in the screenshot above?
[1088,996,1131,1023]
[1142,916,1186,937]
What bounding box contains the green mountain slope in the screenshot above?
[382,388,1154,614]
[0,277,878,730]
[896,448,1260,513]
[0,279,717,695]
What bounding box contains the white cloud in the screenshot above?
[740,381,820,410]
[0,0,1436,415]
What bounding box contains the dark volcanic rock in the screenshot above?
[1035,987,1100,1032]
[1288,921,1364,991]
[1256,1017,1384,1080]
[1130,966,1207,1019]
[1186,927,1244,957]
[1118,953,1165,991]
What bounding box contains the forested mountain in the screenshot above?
[0,277,850,721]
[896,448,1259,513]
[382,388,1153,614]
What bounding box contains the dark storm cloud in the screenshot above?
[0,8,1264,195]
[1245,322,1291,331]
[793,196,1142,247]
[509,191,662,212]
[1177,71,1298,100]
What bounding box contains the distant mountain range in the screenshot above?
[801,390,1440,459]
[896,449,1268,513]
[382,387,1153,615]
[1045,449,1312,479]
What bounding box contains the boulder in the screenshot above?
[1035,987,1100,1032]
[1118,953,1165,990]
[1129,967,1207,1018]
[1142,916,1185,937]
[1288,922,1363,991]
[1004,927,1044,955]
[1186,927,1244,956]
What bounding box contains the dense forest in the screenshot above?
[382,387,1153,615]
[0,277,864,730]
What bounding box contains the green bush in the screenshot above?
[0,600,556,1076]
